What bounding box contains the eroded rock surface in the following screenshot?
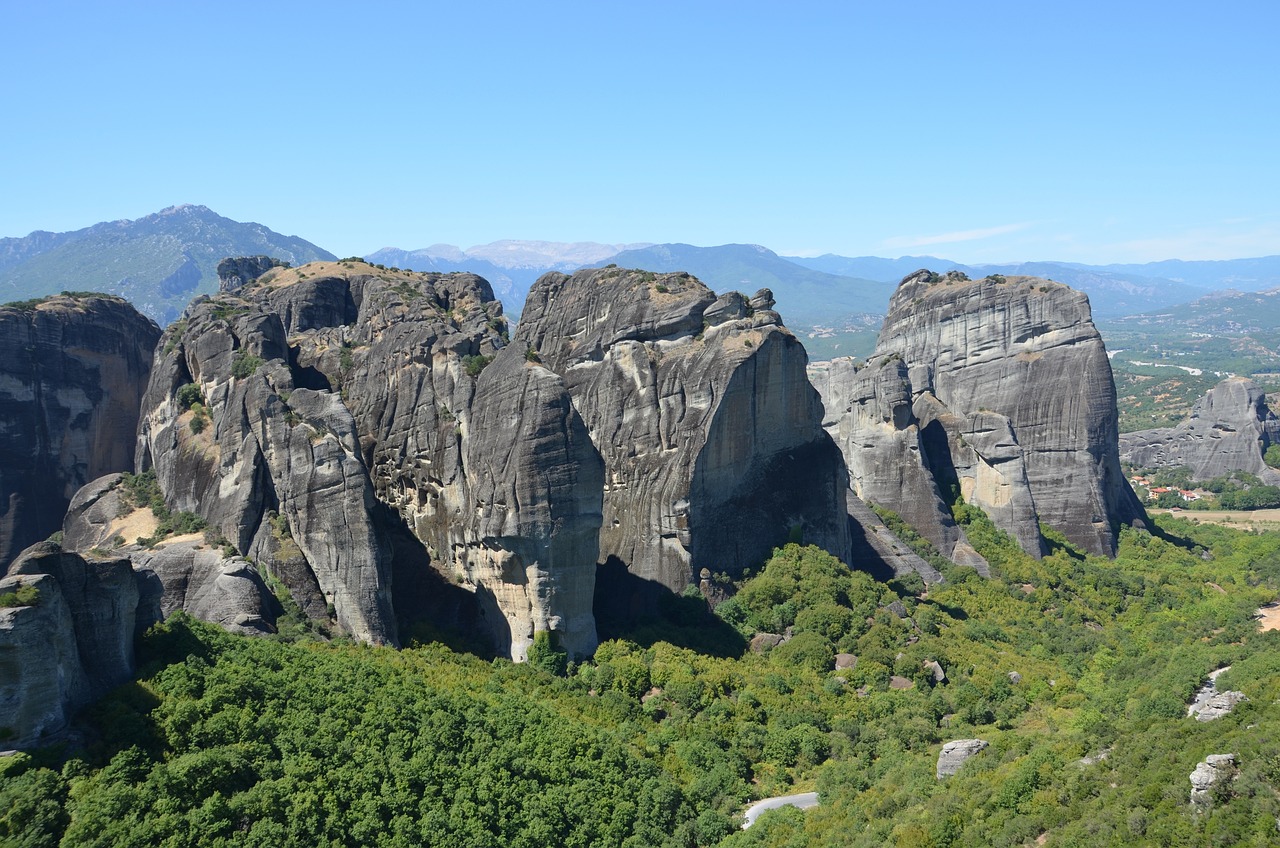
[1,542,138,747]
[518,268,852,593]
[133,260,601,658]
[937,738,988,778]
[818,271,1146,559]
[1190,754,1236,805]
[1120,377,1280,483]
[0,295,159,567]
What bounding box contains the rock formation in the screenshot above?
[937,738,988,778]
[1193,690,1248,722]
[0,294,159,567]
[1,542,138,748]
[1120,377,1280,483]
[129,259,603,659]
[517,268,852,594]
[1190,754,1236,805]
[817,270,1146,559]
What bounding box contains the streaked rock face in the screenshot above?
[134,260,601,658]
[1120,377,1280,483]
[518,268,852,594]
[818,271,1145,559]
[2,543,138,748]
[0,295,159,567]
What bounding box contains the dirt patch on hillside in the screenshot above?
[1154,508,1280,529]
[107,508,159,545]
[1257,604,1280,633]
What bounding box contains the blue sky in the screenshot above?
[3,1,1277,263]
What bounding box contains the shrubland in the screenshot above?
[3,511,1279,847]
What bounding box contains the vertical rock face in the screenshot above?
[134,260,601,658]
[0,295,160,567]
[818,271,1145,559]
[1,543,138,748]
[1119,377,1280,483]
[517,268,851,593]
[462,349,604,659]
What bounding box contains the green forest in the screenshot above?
[4,510,1279,847]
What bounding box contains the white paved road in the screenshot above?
[741,792,820,828]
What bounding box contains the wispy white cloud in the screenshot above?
[882,222,1033,250]
[1099,220,1280,263]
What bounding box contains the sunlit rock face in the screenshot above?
[517,267,852,594]
[818,270,1146,559]
[1120,377,1280,483]
[134,260,601,658]
[0,295,159,567]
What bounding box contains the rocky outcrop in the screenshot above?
[1120,377,1280,483]
[131,541,276,636]
[517,268,852,594]
[457,346,604,659]
[1,543,138,747]
[1193,690,1248,722]
[937,738,988,778]
[132,260,603,659]
[1190,754,1236,805]
[0,294,159,567]
[818,271,1146,559]
[216,255,287,293]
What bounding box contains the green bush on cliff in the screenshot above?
[0,585,40,608]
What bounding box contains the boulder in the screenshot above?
[937,738,989,778]
[1195,690,1248,722]
[1190,753,1236,805]
[817,271,1146,559]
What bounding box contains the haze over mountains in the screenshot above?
[0,205,334,325]
[6,205,1280,355]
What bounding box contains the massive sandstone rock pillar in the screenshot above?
[817,270,1145,559]
[1120,377,1280,483]
[517,268,852,593]
[0,295,159,567]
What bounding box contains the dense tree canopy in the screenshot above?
[4,513,1279,847]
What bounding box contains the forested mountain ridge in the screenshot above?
[0,206,335,325]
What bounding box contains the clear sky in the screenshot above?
[3,1,1277,264]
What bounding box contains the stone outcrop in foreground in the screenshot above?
[1120,377,1280,483]
[817,270,1146,559]
[1,543,138,748]
[0,294,159,567]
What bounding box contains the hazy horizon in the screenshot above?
[5,2,1278,265]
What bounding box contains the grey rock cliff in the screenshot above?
[134,260,601,658]
[136,284,396,645]
[517,268,852,593]
[1,542,139,747]
[818,271,1146,559]
[0,295,159,567]
[1120,377,1280,483]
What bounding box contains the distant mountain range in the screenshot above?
[7,205,1280,355]
[0,205,334,324]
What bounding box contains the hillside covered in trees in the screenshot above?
[4,508,1278,847]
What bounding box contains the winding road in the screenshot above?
[741,792,820,829]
